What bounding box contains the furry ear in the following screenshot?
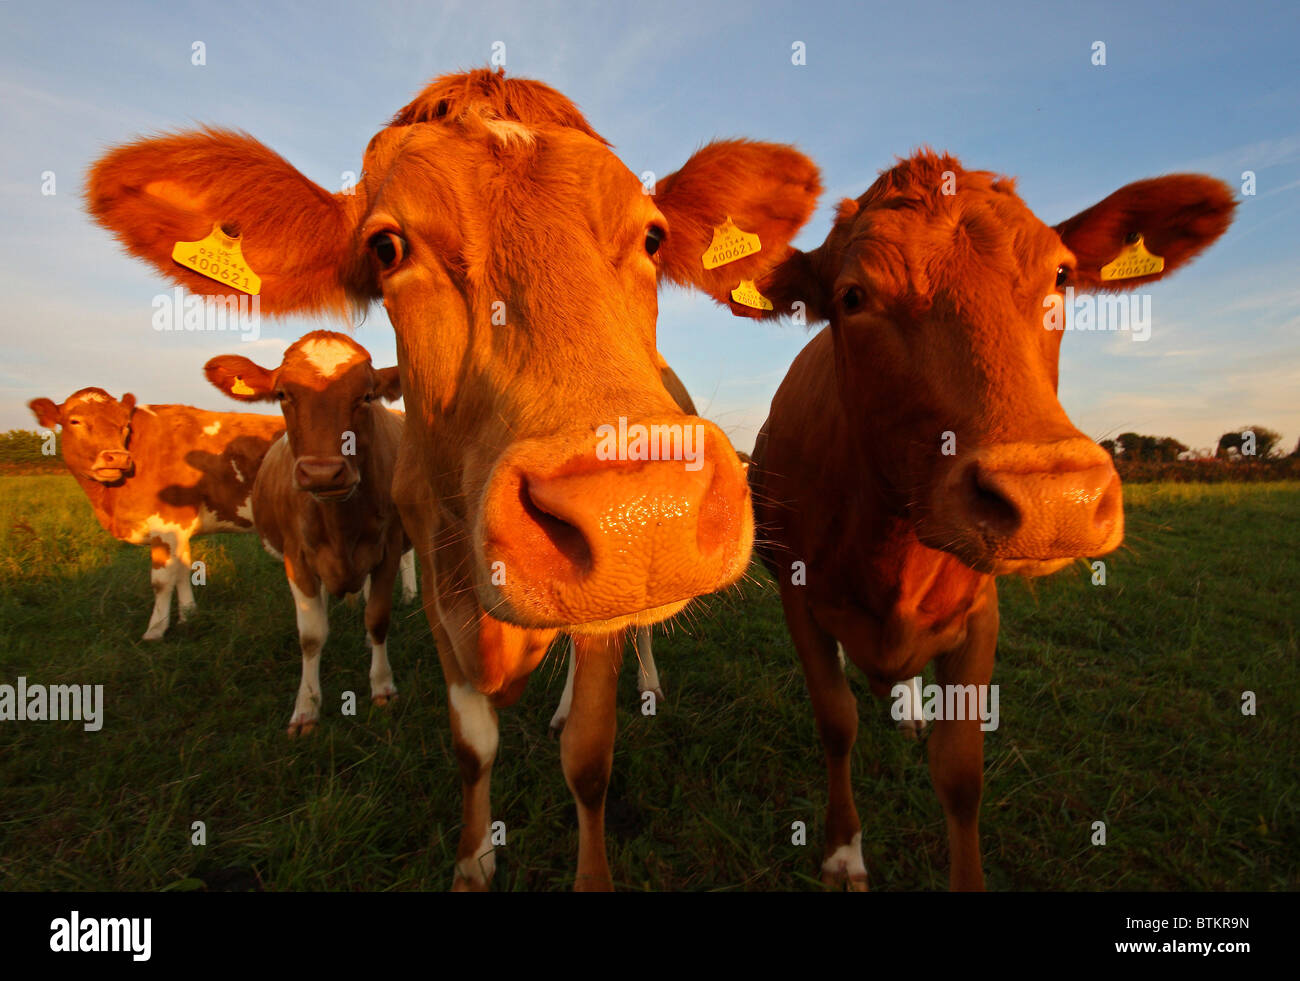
[204,355,277,402]
[1054,175,1237,291]
[29,398,61,429]
[374,365,403,403]
[121,393,137,414]
[87,128,372,317]
[655,140,822,305]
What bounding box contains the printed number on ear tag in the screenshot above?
[1100,234,1164,281]
[172,224,263,295]
[731,279,774,310]
[702,217,761,270]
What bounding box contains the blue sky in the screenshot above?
[2,0,1296,455]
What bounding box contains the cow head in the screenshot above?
[738,151,1235,575]
[29,388,137,483]
[205,331,400,501]
[87,70,822,630]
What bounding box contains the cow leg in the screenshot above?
[447,678,500,891]
[927,581,999,891]
[399,548,418,604]
[896,674,928,740]
[285,560,328,737]
[784,589,866,890]
[173,535,196,622]
[364,552,399,705]
[143,536,176,640]
[548,635,577,734]
[561,631,623,891]
[633,624,663,704]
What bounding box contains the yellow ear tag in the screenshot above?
[1100,234,1165,281]
[171,224,262,295]
[702,217,762,270]
[230,376,256,397]
[731,279,774,311]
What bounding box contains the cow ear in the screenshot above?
[1054,175,1237,292]
[374,366,402,402]
[121,393,137,414]
[204,355,277,402]
[87,129,373,318]
[29,398,61,429]
[654,140,822,305]
[743,247,831,322]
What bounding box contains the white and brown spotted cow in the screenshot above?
[205,332,411,735]
[29,388,285,639]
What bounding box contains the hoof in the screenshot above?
[897,718,928,740]
[142,628,166,641]
[287,718,318,738]
[820,868,869,892]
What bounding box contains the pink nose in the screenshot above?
[478,416,753,628]
[94,450,132,471]
[293,456,356,494]
[930,437,1123,572]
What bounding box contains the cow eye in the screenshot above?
[840,286,866,314]
[369,230,407,271]
[1056,265,1071,289]
[274,389,288,402]
[644,225,665,257]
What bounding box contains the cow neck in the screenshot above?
[822,348,990,655]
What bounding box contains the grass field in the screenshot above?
[1,475,1296,891]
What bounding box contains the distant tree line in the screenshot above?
[1098,426,1300,482]
[0,429,59,464]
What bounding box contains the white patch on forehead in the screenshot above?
[483,118,536,145]
[203,421,222,436]
[299,338,365,378]
[80,392,108,403]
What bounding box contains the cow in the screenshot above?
[204,331,411,736]
[28,389,284,639]
[727,150,1235,890]
[547,359,698,733]
[85,68,821,889]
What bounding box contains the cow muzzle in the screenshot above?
[293,456,360,501]
[91,449,133,482]
[924,437,1123,575]
[476,416,754,630]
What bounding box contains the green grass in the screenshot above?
[0,475,1296,890]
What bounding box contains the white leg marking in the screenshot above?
[897,674,928,738]
[143,561,176,641]
[449,682,499,884]
[288,579,329,732]
[549,636,578,733]
[836,642,847,670]
[174,537,196,618]
[399,549,418,604]
[635,624,662,698]
[367,632,396,701]
[455,822,496,884]
[822,831,867,881]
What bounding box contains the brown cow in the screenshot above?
[205,331,410,735]
[86,69,821,889]
[29,389,283,639]
[548,360,699,733]
[733,151,1235,890]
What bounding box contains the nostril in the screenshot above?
[519,476,593,575]
[1092,471,1123,532]
[963,464,1021,538]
